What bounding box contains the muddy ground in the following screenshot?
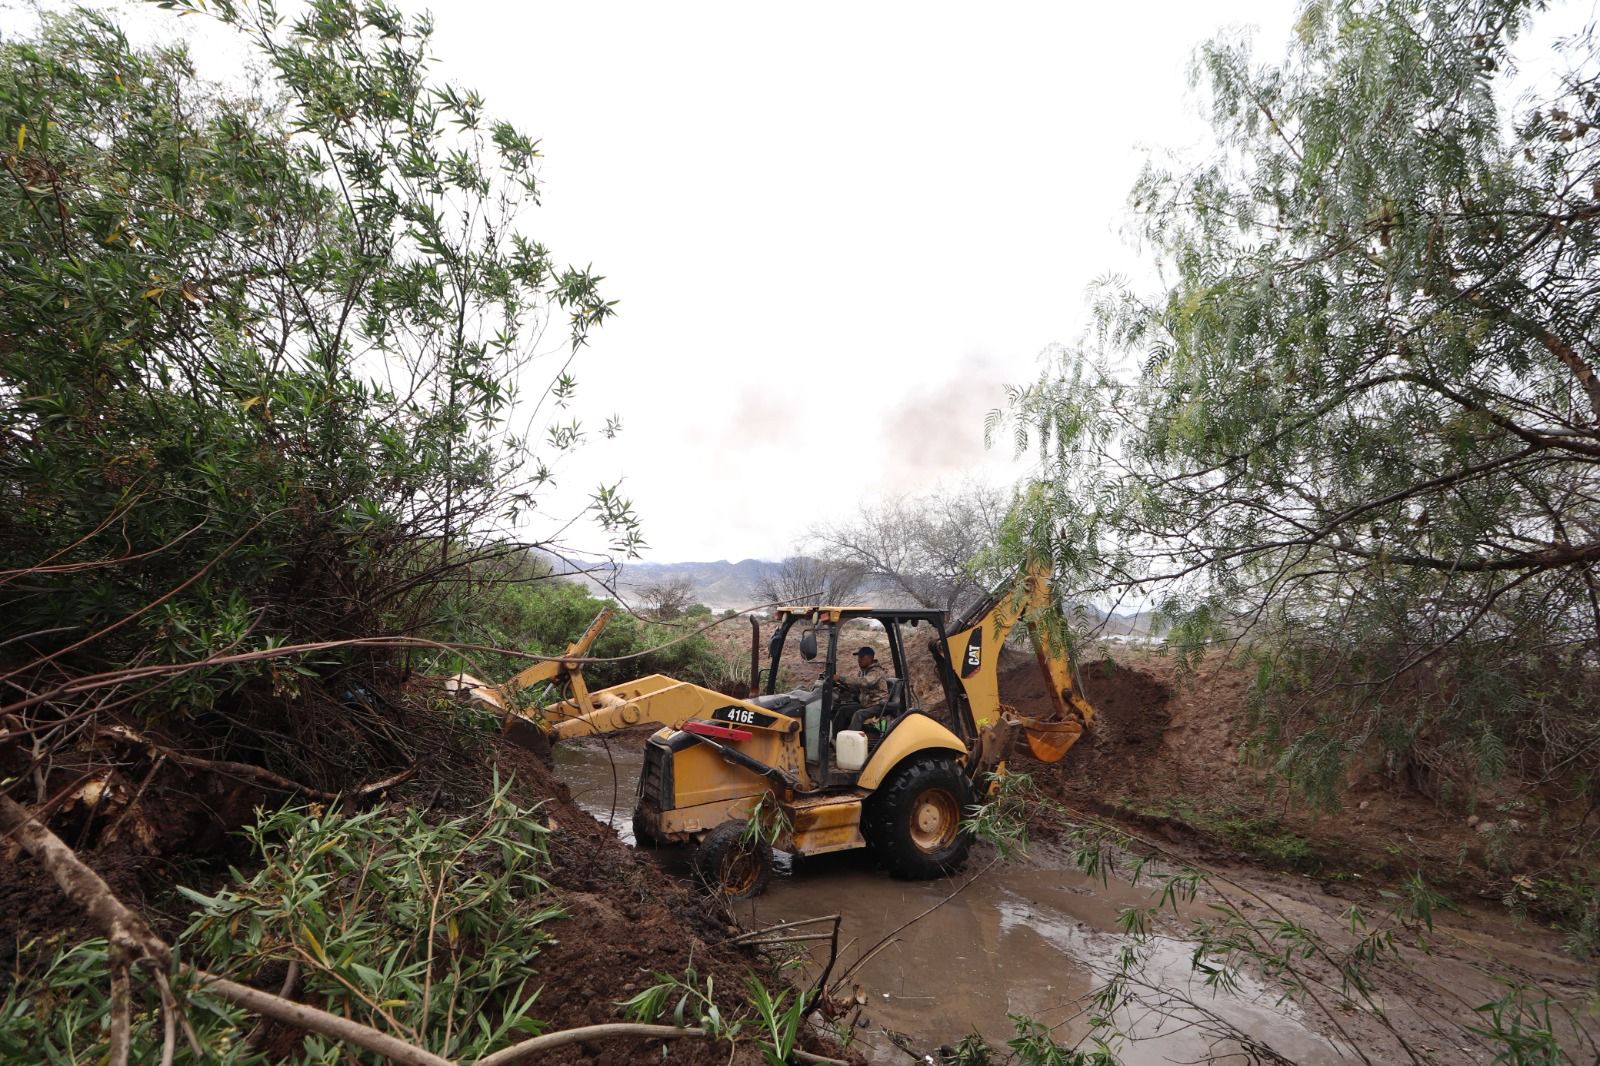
[696,621,1599,1059]
[550,677,1597,1064]
[0,698,855,1066]
[998,647,1599,1062]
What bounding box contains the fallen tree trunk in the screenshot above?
[192,971,452,1066]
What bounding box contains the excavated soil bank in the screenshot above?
[1001,646,1597,913]
[1000,652,1173,796]
[1,694,853,1066]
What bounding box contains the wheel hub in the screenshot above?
[909,787,959,851]
[719,846,761,894]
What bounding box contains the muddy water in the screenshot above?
[553,741,1344,1064]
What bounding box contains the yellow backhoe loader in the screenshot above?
[453,563,1094,897]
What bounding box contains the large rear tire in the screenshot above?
[693,821,773,899]
[863,756,974,879]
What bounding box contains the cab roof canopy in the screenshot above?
[773,606,947,626]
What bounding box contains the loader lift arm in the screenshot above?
[498,607,614,710]
[452,606,807,788]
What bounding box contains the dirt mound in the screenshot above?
[1,697,847,1065]
[1076,658,1173,753]
[999,649,1173,797]
[473,743,753,1063]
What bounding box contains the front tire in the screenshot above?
[863,756,974,879]
[693,821,773,899]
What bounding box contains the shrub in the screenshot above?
[2,780,559,1062]
[0,2,628,784]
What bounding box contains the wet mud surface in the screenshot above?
[556,742,1345,1064]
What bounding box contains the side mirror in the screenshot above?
[799,628,818,661]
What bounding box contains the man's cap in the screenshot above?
[855,646,876,658]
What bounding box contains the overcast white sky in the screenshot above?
[423,1,1302,563]
[6,0,1591,563]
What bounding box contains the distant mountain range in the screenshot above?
[598,558,776,611]
[562,556,1158,635]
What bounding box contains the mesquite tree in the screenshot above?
[755,556,868,607]
[1002,0,1600,801]
[813,482,1011,613]
[0,3,632,783]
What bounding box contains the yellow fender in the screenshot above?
[856,713,967,790]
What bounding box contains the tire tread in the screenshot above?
[862,756,973,879]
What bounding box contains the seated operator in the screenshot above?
[833,646,889,734]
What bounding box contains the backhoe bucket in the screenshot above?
[1015,716,1085,763]
[502,714,553,763]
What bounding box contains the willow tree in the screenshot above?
[1004,0,1600,802]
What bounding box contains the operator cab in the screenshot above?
[759,606,962,788]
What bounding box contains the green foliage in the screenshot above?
[1006,1015,1117,1066]
[744,977,808,1066]
[1469,984,1567,1066]
[1535,873,1600,960]
[618,968,810,1066]
[0,940,263,1065]
[947,1031,998,1065]
[0,2,630,739]
[2,779,559,1062]
[433,553,730,691]
[739,789,792,849]
[997,0,1600,803]
[964,770,1036,862]
[184,781,557,1059]
[939,1017,1119,1066]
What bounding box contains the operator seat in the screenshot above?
[838,678,906,747]
[881,678,906,715]
[868,678,906,743]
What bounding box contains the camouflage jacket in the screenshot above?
[844,662,888,707]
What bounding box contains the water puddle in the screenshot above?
[553,739,1344,1064]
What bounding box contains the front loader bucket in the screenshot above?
[1014,716,1085,763]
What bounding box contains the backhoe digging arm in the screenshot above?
[944,559,1096,775]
